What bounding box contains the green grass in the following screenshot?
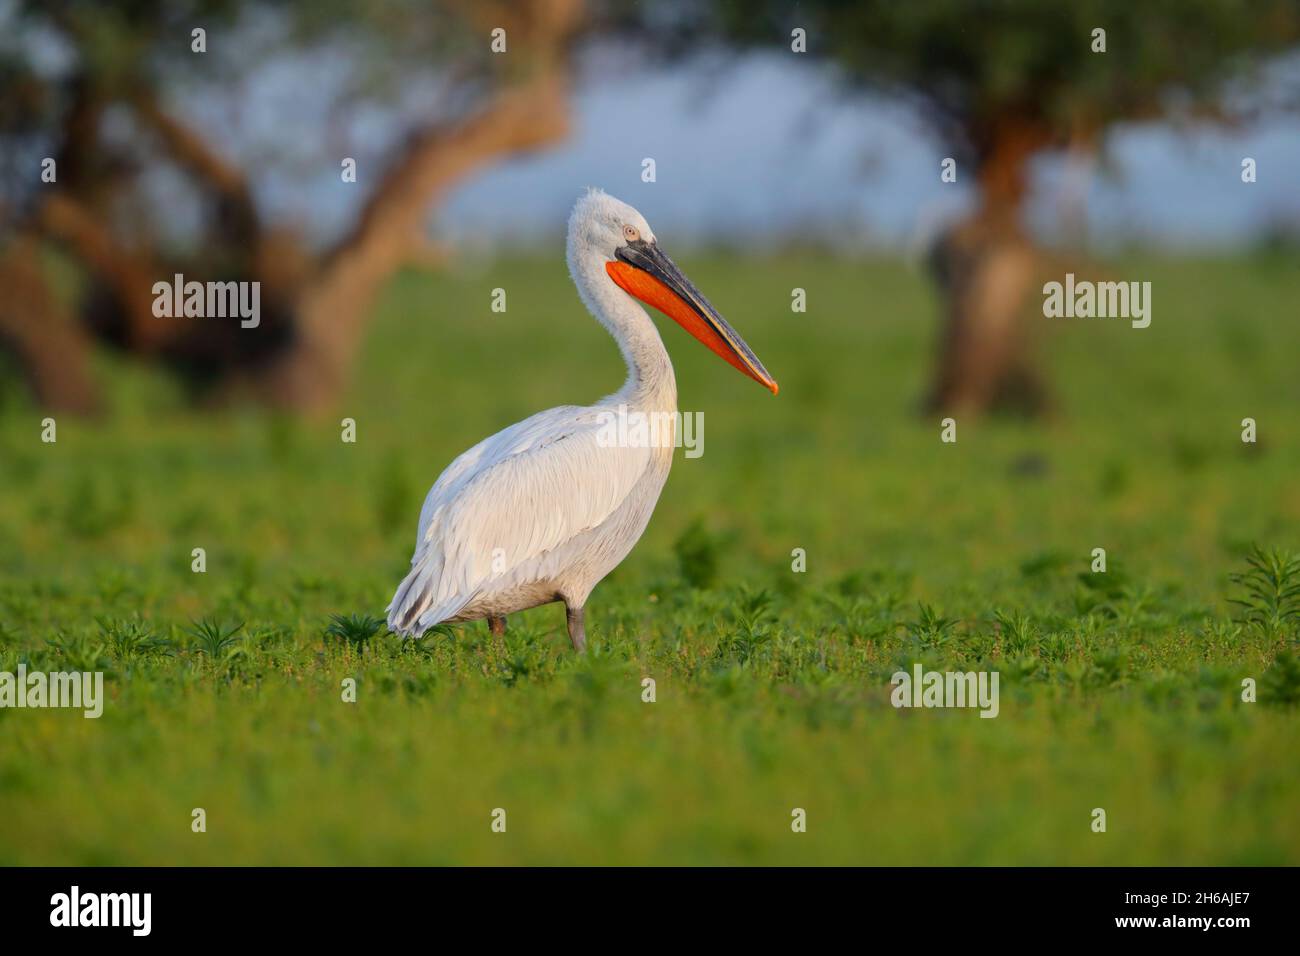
[1,251,1298,864]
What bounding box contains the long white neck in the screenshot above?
[567,246,677,413]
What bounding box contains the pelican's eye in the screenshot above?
[623,224,640,243]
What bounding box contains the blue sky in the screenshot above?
[6,0,1296,252]
[430,53,1300,252]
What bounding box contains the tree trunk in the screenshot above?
[251,75,573,413]
[6,0,581,417]
[0,238,103,414]
[924,123,1052,418]
[925,206,1047,416]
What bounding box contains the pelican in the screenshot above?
[386,190,777,650]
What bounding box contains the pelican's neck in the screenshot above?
[567,248,677,412]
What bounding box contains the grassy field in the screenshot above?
[1,250,1298,865]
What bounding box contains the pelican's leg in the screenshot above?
[565,603,587,653]
[488,614,507,640]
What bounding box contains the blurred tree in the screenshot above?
[617,0,1300,416]
[0,0,582,413]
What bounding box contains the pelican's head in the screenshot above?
[567,189,778,395]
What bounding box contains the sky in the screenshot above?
[431,52,1300,253]
[13,0,1293,255]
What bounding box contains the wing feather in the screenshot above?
[387,406,650,633]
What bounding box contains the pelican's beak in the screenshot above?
[607,239,779,395]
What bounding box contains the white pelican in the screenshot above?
[387,190,777,650]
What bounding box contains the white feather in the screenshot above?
[387,190,678,636]
[388,406,656,631]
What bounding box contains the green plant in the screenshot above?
[324,613,386,648]
[187,619,245,659]
[1261,651,1300,707]
[909,602,956,649]
[44,632,111,672]
[1229,546,1300,639]
[994,609,1037,658]
[673,517,719,589]
[100,617,172,659]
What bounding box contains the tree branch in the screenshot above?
[131,91,262,246]
[0,236,103,414]
[34,192,172,352]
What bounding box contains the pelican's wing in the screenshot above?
[386,405,651,633]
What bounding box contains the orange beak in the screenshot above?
[606,240,778,395]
